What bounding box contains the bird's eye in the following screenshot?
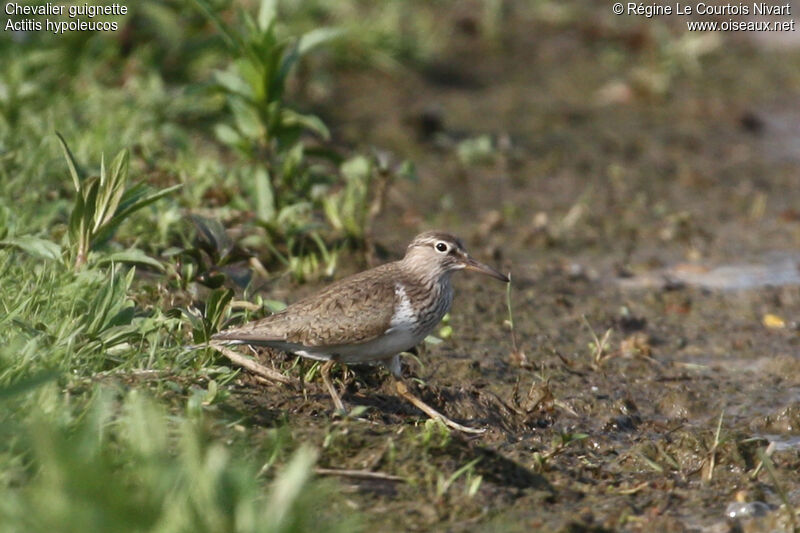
[435,242,449,253]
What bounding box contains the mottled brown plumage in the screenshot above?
[210,231,509,433]
[213,262,399,347]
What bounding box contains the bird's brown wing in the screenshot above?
[211,264,398,347]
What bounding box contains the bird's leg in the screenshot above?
[386,354,486,435]
[320,360,346,414]
[386,354,403,379]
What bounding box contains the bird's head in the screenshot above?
[403,231,509,282]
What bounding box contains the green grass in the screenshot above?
[0,385,356,533]
[0,0,545,528]
[0,0,454,529]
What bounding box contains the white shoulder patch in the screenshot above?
[389,283,416,331]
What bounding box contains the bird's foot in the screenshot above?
[394,380,486,435]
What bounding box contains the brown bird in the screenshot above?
[211,231,509,432]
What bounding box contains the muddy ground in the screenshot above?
[223,3,800,531]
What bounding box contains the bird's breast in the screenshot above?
[394,279,453,337]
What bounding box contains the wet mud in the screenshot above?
[222,3,800,530]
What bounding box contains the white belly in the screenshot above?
[294,326,423,364]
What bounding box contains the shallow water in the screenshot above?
[758,434,800,451]
[617,255,800,291]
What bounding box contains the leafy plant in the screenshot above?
[436,458,483,500]
[206,0,338,157]
[281,0,447,67]
[456,135,496,166]
[190,0,349,268]
[0,389,356,533]
[181,287,234,344]
[199,0,342,223]
[186,0,422,281]
[322,155,373,240]
[417,418,452,449]
[72,266,142,360]
[532,432,590,472]
[56,133,181,270]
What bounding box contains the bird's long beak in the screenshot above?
[462,255,510,282]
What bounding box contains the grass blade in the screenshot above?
[111,184,182,225]
[55,132,83,191]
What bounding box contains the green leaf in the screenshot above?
[203,288,234,339]
[297,27,343,56]
[235,58,264,102]
[82,176,100,209]
[79,178,101,253]
[96,249,164,271]
[275,42,300,96]
[397,159,419,182]
[457,135,495,166]
[214,123,242,147]
[94,149,129,232]
[55,132,83,191]
[111,183,182,226]
[254,167,276,222]
[231,97,262,139]
[214,69,253,99]
[280,109,330,140]
[91,183,181,250]
[257,0,277,31]
[175,307,205,339]
[341,155,371,181]
[280,142,305,181]
[68,191,83,240]
[276,202,312,226]
[0,235,62,260]
[264,299,286,313]
[84,265,132,336]
[191,215,233,260]
[322,196,343,232]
